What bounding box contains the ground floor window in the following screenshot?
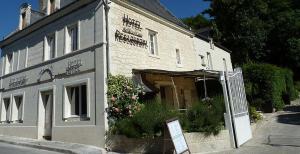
[12,95,23,123]
[64,83,88,120]
[1,98,11,123]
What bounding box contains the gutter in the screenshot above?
[103,0,111,76]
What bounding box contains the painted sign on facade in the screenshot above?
[115,14,148,48]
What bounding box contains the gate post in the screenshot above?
[220,71,236,148]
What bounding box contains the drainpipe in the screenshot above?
[103,0,110,76]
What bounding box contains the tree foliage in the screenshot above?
[182,13,211,31]
[202,0,300,78]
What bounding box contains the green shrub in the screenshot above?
[114,101,181,138]
[243,63,297,112]
[249,107,262,123]
[295,81,300,96]
[185,96,225,136]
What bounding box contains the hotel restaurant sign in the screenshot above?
[115,14,148,48]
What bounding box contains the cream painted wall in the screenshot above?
[109,1,233,76]
[109,1,197,76]
[193,38,233,72]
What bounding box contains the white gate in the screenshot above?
[221,68,252,147]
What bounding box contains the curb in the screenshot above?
[0,139,76,154]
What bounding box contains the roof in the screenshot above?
[132,69,221,78]
[128,0,189,30]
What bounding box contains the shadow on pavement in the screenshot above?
[266,135,300,147]
[283,105,300,112]
[277,106,300,125]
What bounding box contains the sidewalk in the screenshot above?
[0,135,106,154]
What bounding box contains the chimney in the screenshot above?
[19,3,31,30]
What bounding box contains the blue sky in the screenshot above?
[0,0,210,39]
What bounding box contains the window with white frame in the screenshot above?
[11,95,23,123]
[176,49,182,65]
[199,54,206,67]
[148,30,158,56]
[44,34,56,61]
[5,53,13,75]
[64,84,88,119]
[65,24,79,54]
[50,0,56,14]
[223,58,228,72]
[206,52,213,70]
[1,98,11,123]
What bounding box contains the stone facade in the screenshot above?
[0,0,234,149]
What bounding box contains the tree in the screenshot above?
[203,0,300,78]
[182,13,211,31]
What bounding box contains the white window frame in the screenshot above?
[63,79,90,121]
[206,52,213,70]
[47,0,60,15]
[175,49,183,67]
[44,33,56,61]
[1,96,11,123]
[5,53,13,75]
[148,30,158,57]
[199,54,206,67]
[64,22,80,54]
[12,93,25,123]
[25,47,28,68]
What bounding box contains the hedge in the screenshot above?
[243,63,297,112]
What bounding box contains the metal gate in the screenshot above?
[221,68,252,148]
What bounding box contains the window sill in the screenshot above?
[176,64,183,68]
[63,116,90,122]
[148,54,160,59]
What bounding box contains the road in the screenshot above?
[213,102,300,154]
[0,142,62,154]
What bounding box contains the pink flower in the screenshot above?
[132,96,137,100]
[111,96,116,102]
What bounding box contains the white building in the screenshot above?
[0,0,233,148]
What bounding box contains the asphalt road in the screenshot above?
[213,103,300,154]
[0,142,62,154]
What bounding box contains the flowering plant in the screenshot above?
[106,74,144,125]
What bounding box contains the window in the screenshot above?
[65,84,87,119]
[206,52,213,70]
[1,98,11,123]
[12,96,23,123]
[176,49,182,65]
[25,47,28,68]
[5,53,13,75]
[148,31,158,56]
[223,58,228,72]
[22,13,26,29]
[44,34,56,61]
[65,24,79,54]
[199,54,206,67]
[50,0,56,14]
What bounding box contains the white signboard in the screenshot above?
[166,119,189,154]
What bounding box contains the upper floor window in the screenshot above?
[207,52,213,70]
[148,30,158,56]
[44,34,56,61]
[199,54,206,67]
[5,53,13,75]
[176,49,182,66]
[21,13,27,29]
[50,0,56,14]
[65,24,79,54]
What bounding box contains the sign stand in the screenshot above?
[163,118,190,154]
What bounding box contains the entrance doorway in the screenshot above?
[39,90,53,140]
